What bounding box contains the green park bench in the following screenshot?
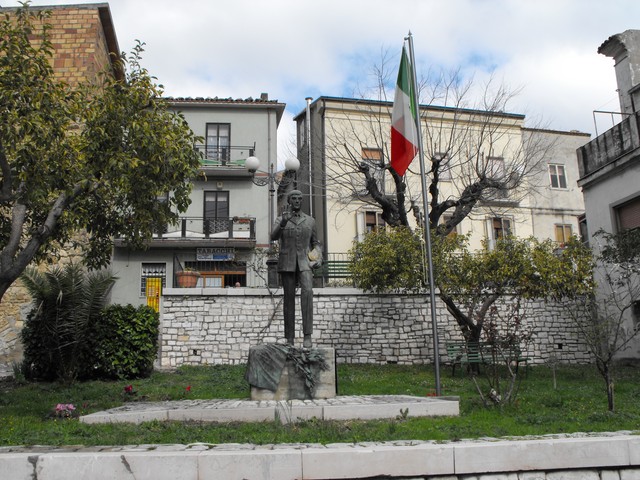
[446,341,530,377]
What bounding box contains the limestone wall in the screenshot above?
[159,288,593,368]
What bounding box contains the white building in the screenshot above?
[109,95,285,307]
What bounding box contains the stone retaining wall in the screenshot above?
[159,288,592,368]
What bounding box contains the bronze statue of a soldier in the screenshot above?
[271,190,321,348]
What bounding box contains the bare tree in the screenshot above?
[565,229,640,411]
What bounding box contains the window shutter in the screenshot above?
[617,196,640,230]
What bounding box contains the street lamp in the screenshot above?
[245,155,300,237]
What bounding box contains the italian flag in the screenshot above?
[390,45,419,177]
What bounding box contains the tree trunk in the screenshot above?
[604,366,615,412]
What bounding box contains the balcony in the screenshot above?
[195,144,256,178]
[577,111,640,183]
[115,217,256,249]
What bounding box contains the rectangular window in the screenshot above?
[206,123,230,164]
[492,217,512,240]
[140,263,166,297]
[365,210,385,233]
[615,195,640,231]
[204,191,229,234]
[555,224,573,244]
[549,164,567,189]
[488,156,505,178]
[360,148,385,195]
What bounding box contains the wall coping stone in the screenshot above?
[0,431,638,480]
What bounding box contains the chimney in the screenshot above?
[260,93,268,101]
[598,29,640,115]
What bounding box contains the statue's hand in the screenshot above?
[280,210,292,227]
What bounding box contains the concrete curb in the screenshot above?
[1,432,638,480]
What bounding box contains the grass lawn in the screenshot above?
[0,363,638,447]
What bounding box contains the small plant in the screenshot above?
[50,403,77,420]
[122,384,137,401]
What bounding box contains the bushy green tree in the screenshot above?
[349,227,425,293]
[0,4,202,302]
[20,263,116,382]
[434,235,594,343]
[433,234,593,406]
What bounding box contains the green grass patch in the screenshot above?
[0,363,638,447]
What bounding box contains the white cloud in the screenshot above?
[4,0,638,156]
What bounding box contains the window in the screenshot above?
[578,215,589,245]
[487,156,505,178]
[360,148,384,195]
[204,191,229,234]
[615,195,640,231]
[491,217,512,240]
[555,224,573,244]
[206,123,230,164]
[140,263,166,297]
[549,164,567,189]
[365,210,385,233]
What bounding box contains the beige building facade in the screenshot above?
[295,96,589,260]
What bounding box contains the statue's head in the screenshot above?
[287,190,303,203]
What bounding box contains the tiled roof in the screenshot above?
[166,96,283,105]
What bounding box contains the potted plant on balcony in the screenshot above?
[175,268,200,288]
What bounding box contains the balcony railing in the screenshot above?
[577,111,640,178]
[195,144,255,167]
[153,216,256,240]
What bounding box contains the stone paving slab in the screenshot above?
[79,395,460,425]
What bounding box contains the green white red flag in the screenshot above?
[390,45,419,177]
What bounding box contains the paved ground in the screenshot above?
[80,394,460,425]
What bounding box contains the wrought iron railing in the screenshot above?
[153,216,256,240]
[195,144,255,167]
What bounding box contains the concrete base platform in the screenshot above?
[80,395,460,425]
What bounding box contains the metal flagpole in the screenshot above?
[406,32,441,396]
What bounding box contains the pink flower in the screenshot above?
[124,385,133,393]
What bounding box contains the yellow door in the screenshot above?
[146,277,162,312]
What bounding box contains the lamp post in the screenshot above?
[245,156,300,241]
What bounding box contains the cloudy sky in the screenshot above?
[5,0,638,161]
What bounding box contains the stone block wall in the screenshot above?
[159,288,593,368]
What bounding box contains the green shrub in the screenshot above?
[94,304,159,379]
[349,227,426,293]
[20,264,116,382]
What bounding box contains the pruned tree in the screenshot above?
[305,54,555,235]
[0,5,202,302]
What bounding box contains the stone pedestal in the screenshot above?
[248,346,336,401]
